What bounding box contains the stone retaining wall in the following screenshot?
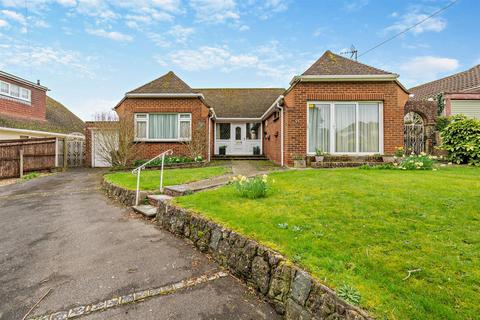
[102,179,151,206]
[157,201,372,320]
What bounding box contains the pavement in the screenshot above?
[0,169,279,320]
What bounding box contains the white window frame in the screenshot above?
[306,101,384,155]
[0,80,32,103]
[134,113,192,142]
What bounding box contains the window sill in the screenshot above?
[0,94,32,105]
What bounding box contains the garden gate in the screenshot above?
[404,112,425,154]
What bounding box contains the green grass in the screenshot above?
[176,167,480,319]
[104,166,231,191]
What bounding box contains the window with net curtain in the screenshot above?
[135,113,191,140]
[309,103,380,153]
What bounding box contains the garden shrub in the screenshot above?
[435,116,451,131]
[22,172,39,180]
[395,153,436,170]
[441,115,480,166]
[231,174,270,199]
[337,284,361,305]
[133,155,203,167]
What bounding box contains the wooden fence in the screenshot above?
[0,138,57,179]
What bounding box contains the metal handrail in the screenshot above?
[132,149,173,206]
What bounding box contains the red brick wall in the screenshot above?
[84,122,95,167]
[116,97,210,162]
[0,75,46,121]
[263,112,282,165]
[282,81,409,166]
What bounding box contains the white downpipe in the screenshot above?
[279,104,284,167]
[208,115,213,162]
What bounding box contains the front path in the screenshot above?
[0,169,278,320]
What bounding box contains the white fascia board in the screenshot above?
[290,74,399,85]
[125,93,205,99]
[0,71,49,91]
[215,117,262,122]
[0,126,85,139]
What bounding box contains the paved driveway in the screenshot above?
[0,169,278,320]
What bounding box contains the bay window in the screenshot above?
[308,102,382,154]
[135,113,191,141]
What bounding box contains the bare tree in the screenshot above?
[181,123,208,160]
[93,112,141,167]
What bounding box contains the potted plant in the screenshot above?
[314,148,325,162]
[292,154,306,168]
[219,145,227,155]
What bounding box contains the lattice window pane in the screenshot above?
[216,123,230,139]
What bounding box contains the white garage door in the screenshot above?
[92,130,118,167]
[451,100,480,119]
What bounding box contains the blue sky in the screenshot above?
[0,0,478,120]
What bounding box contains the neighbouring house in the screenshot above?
[409,64,480,119]
[0,70,84,139]
[86,50,410,167]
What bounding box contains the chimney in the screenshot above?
[37,80,40,85]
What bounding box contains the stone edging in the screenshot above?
[157,201,372,320]
[102,179,151,206]
[108,161,207,172]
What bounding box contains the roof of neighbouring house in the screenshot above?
[302,50,395,76]
[195,88,285,118]
[128,71,195,94]
[409,65,480,100]
[0,96,85,134]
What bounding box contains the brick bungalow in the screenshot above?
[87,50,409,167]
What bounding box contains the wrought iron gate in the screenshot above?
[66,136,84,167]
[404,112,425,154]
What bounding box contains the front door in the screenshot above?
[230,124,246,154]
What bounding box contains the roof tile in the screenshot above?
[302,50,394,76]
[409,65,480,100]
[128,71,195,94]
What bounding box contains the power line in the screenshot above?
[358,0,459,58]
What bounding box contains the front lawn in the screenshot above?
[176,167,480,319]
[104,166,230,191]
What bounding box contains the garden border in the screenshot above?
[156,200,372,320]
[108,160,208,172]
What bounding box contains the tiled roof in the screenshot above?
[409,65,480,100]
[128,71,195,94]
[302,50,394,76]
[195,88,285,118]
[0,96,84,134]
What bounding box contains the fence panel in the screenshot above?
[0,138,56,178]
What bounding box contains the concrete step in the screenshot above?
[164,185,191,197]
[311,161,385,168]
[212,155,268,161]
[147,194,173,206]
[132,205,157,218]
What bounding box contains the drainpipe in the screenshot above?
[278,103,284,167]
[208,108,215,162]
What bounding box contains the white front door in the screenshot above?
[230,124,246,154]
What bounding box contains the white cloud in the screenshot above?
[344,0,369,12]
[155,43,303,84]
[399,56,459,86]
[86,28,133,42]
[189,0,239,24]
[251,0,288,19]
[147,32,171,47]
[1,9,26,24]
[0,19,8,27]
[238,24,249,31]
[168,25,194,43]
[385,10,446,35]
[0,42,95,77]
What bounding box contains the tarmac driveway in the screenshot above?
[0,169,278,320]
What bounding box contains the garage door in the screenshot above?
[451,100,480,119]
[92,130,118,167]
